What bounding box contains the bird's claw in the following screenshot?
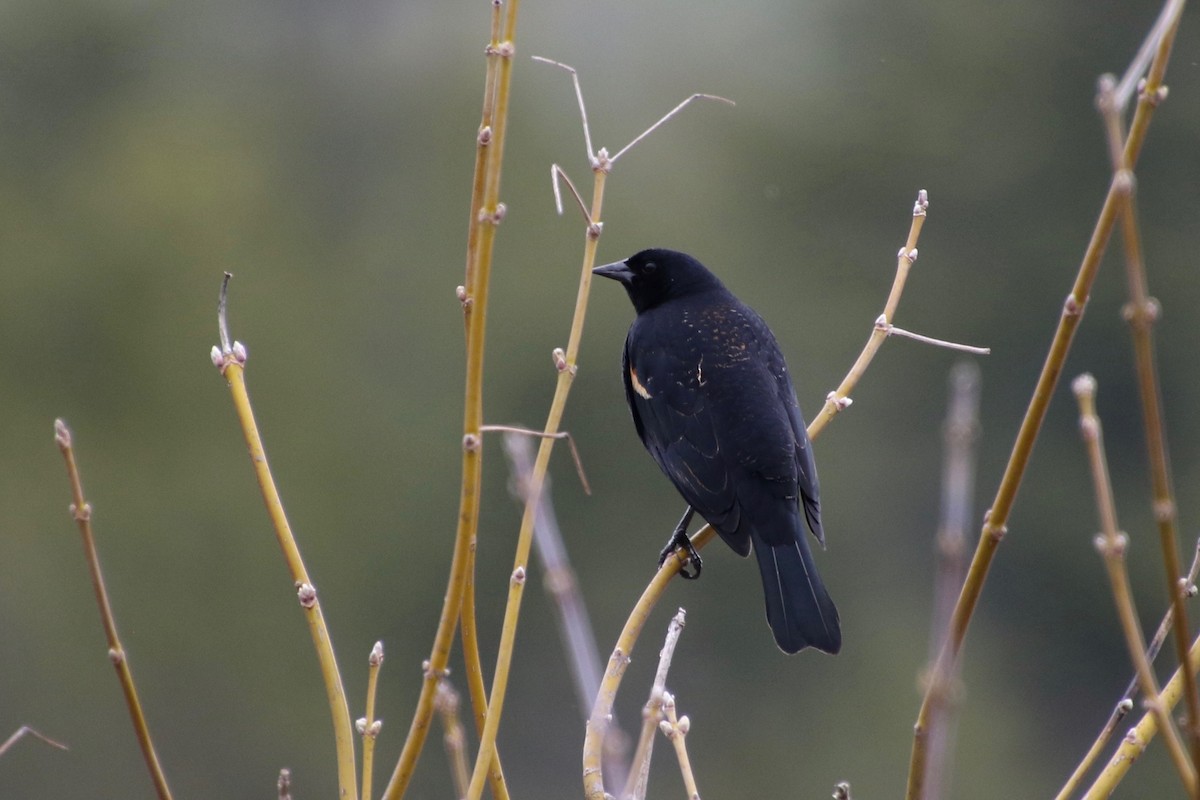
[658,532,703,579]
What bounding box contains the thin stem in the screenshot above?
[530,57,595,164]
[501,433,629,787]
[1083,630,1200,799]
[214,353,358,798]
[808,190,928,440]
[1072,375,1194,792]
[459,562,511,800]
[481,424,590,494]
[1053,699,1134,800]
[659,693,699,800]
[623,609,687,800]
[552,164,592,219]
[1055,539,1200,799]
[54,420,174,800]
[1099,58,1200,782]
[465,162,610,800]
[383,2,521,796]
[1114,0,1186,111]
[434,681,472,800]
[904,9,1182,794]
[921,362,982,800]
[886,324,989,355]
[361,642,384,800]
[584,532,712,800]
[609,94,734,165]
[0,726,68,758]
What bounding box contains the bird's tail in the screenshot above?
[751,529,841,654]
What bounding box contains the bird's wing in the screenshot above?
[623,331,746,552]
[759,323,824,546]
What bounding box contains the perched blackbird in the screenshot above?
[593,248,840,654]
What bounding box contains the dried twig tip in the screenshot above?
[370,641,385,666]
[218,272,233,353]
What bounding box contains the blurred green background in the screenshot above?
[3,0,1200,797]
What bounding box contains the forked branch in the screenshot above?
[904,6,1184,795]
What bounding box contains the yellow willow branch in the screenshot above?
[212,344,357,799]
[1083,629,1200,799]
[904,6,1183,795]
[383,2,520,797]
[465,165,609,800]
[1073,374,1194,793]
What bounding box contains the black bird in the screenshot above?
[593,248,840,654]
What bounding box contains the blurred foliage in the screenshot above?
[2,0,1199,798]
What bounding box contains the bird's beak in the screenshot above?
[592,260,635,284]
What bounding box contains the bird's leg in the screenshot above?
[658,505,702,579]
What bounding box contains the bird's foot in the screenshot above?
[658,526,702,580]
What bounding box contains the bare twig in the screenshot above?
[921,362,981,800]
[1055,539,1200,799]
[1073,374,1195,792]
[483,424,590,495]
[501,433,629,788]
[552,164,591,220]
[1054,698,1134,800]
[624,609,688,800]
[1113,0,1186,109]
[0,726,68,758]
[905,6,1184,794]
[885,323,989,355]
[1084,630,1200,798]
[808,190,931,439]
[609,94,735,165]
[1098,60,1200,779]
[54,420,173,800]
[530,57,596,165]
[359,642,385,800]
[384,1,520,797]
[659,692,699,800]
[217,271,232,354]
[434,681,472,800]
[211,280,357,799]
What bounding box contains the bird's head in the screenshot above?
[593,248,726,314]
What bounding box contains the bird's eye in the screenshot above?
[642,261,657,274]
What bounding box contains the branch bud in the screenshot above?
[296,582,318,609]
[1071,373,1097,398]
[913,189,929,216]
